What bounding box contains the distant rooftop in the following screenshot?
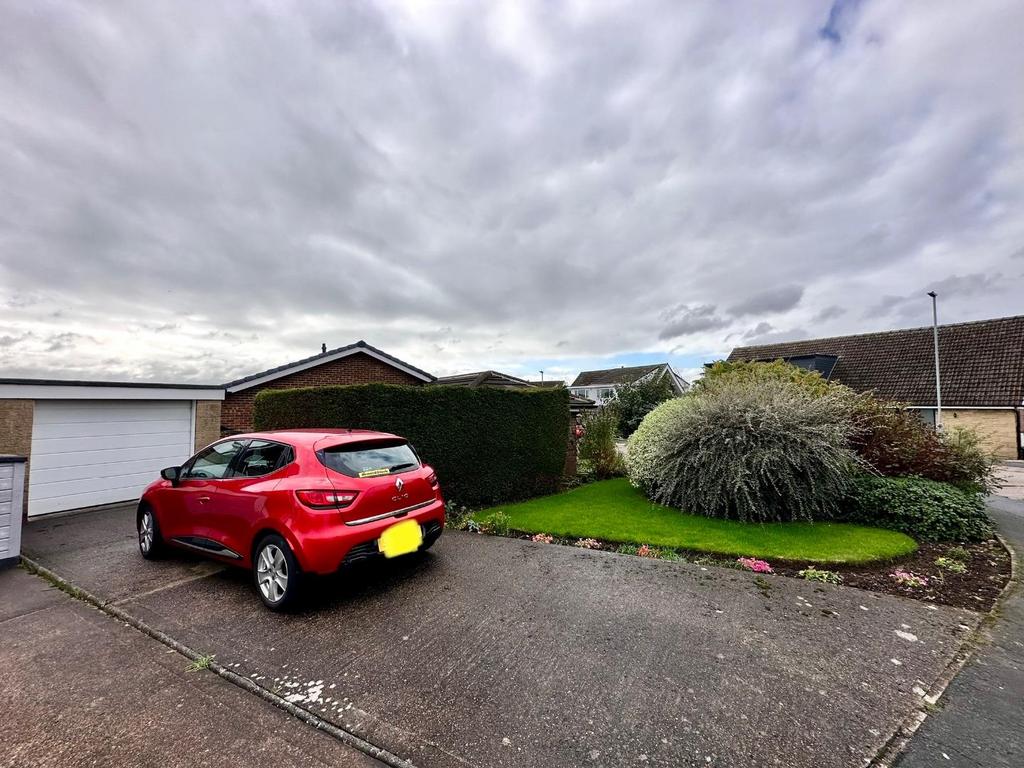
[727,314,1024,407]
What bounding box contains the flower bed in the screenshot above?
[466,528,1010,611]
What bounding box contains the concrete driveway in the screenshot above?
[23,506,981,768]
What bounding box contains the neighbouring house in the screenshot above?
[223,340,435,433]
[0,379,224,517]
[438,370,597,413]
[569,363,689,406]
[727,314,1024,459]
[436,370,536,390]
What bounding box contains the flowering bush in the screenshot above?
[630,377,859,522]
[737,557,774,573]
[574,538,601,549]
[626,397,696,493]
[637,544,660,558]
[531,533,554,544]
[891,569,929,588]
[798,567,842,584]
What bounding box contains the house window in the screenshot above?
[914,408,936,426]
[599,388,615,400]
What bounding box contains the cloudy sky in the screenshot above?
[1,0,1022,386]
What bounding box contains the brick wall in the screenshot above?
[945,408,1019,459]
[222,352,426,433]
[0,399,34,512]
[194,400,222,451]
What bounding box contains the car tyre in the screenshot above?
[254,534,303,611]
[138,505,166,560]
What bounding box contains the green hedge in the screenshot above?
[840,475,993,542]
[253,384,570,506]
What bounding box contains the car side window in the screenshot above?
[231,440,291,478]
[182,440,247,480]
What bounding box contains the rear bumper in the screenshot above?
[293,498,446,574]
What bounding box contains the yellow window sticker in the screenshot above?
[357,467,390,478]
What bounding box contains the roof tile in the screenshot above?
[727,315,1024,407]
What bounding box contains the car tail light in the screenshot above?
[427,472,438,489]
[295,489,359,509]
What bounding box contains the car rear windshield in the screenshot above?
[318,439,421,478]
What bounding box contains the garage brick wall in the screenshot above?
[194,400,222,452]
[946,408,1019,459]
[0,399,34,511]
[221,352,426,433]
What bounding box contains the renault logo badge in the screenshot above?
[395,477,404,492]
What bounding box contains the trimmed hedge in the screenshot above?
[253,384,569,506]
[840,475,993,542]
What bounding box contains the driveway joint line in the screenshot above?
[19,553,417,768]
[109,567,228,605]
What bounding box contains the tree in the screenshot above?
[611,373,676,437]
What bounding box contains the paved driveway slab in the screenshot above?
[24,506,980,768]
[0,567,381,768]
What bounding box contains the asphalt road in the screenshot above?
[23,505,982,768]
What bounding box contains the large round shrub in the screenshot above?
[626,397,694,493]
[628,377,859,522]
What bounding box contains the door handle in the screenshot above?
[198,496,211,504]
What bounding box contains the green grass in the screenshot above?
[476,478,916,564]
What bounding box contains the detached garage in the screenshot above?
[0,380,223,518]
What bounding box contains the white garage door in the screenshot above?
[29,400,195,517]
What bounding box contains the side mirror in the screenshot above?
[161,466,182,486]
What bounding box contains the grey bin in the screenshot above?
[0,455,26,568]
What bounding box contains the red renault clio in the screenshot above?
[137,429,445,610]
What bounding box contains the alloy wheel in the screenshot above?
[257,543,288,603]
[139,511,154,554]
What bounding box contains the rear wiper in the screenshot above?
[388,462,416,473]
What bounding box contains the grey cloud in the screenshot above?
[659,304,729,340]
[728,285,804,317]
[0,333,30,348]
[743,322,774,339]
[0,1,1022,380]
[812,305,847,322]
[868,273,1006,321]
[742,327,810,346]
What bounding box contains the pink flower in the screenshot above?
[891,569,928,588]
[574,538,601,549]
[531,533,554,544]
[737,557,774,574]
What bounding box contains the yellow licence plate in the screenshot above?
[378,519,423,559]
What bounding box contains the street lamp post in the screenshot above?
[927,291,943,431]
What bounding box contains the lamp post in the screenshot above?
[927,291,943,430]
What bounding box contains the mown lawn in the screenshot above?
[476,478,916,564]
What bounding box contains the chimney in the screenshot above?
[321,343,327,354]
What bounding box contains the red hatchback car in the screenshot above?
[137,429,445,610]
